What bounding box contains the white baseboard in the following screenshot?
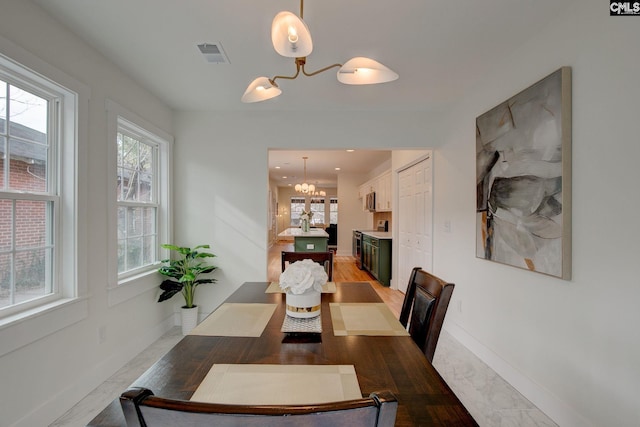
[445,321,592,427]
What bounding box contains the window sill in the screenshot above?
[108,268,160,307]
[0,297,89,358]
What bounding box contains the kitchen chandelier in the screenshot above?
[295,156,325,196]
[241,0,398,103]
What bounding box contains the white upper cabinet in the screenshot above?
[358,170,392,212]
[376,171,392,212]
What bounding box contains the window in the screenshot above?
[107,100,172,288]
[117,124,158,275]
[310,197,325,225]
[329,197,338,224]
[290,197,305,226]
[0,56,77,318]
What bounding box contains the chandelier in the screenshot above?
[295,156,325,196]
[241,0,398,103]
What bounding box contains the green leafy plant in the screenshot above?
[157,244,217,308]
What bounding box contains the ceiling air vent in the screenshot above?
[197,42,230,64]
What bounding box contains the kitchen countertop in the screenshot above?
[360,230,392,239]
[278,227,329,238]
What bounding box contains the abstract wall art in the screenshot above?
[476,67,572,279]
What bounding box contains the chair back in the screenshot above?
[399,267,455,362]
[281,251,333,281]
[326,224,338,246]
[120,387,397,427]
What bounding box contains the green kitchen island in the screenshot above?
[278,227,329,252]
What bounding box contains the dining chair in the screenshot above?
[399,267,455,363]
[281,251,333,281]
[120,387,398,427]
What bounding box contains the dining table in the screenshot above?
[87,281,478,426]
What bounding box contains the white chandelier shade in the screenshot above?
[294,157,325,196]
[295,182,315,194]
[337,57,399,85]
[241,77,282,103]
[271,11,313,58]
[241,0,398,103]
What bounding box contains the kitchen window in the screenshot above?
[290,197,305,226]
[329,197,338,224]
[310,197,325,225]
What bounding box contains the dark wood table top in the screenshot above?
[88,282,477,426]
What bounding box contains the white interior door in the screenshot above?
[397,155,433,293]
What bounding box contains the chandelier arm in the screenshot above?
[301,62,343,77]
[270,60,303,84]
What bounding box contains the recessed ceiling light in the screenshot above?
[282,176,287,179]
[346,149,355,152]
[275,166,281,169]
[335,167,341,171]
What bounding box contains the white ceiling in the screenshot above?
[269,149,390,188]
[32,0,574,185]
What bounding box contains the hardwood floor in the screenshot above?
[268,242,405,317]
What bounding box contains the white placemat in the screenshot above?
[281,314,322,333]
[188,303,277,337]
[329,303,410,336]
[190,364,362,405]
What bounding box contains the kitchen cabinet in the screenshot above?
[279,228,329,252]
[376,171,391,212]
[361,232,391,286]
[359,182,374,210]
[294,236,328,252]
[357,170,392,212]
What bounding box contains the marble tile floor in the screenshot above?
[432,332,557,427]
[51,328,557,427]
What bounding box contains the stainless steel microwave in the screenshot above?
[365,192,376,211]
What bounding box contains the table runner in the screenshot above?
[188,303,277,337]
[265,281,337,293]
[329,302,410,336]
[190,364,362,405]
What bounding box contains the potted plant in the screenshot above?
[157,244,217,334]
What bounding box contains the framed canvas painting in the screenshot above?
[476,67,571,279]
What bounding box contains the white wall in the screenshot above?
[173,110,437,299]
[434,1,640,425]
[0,1,176,426]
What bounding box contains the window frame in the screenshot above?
[309,197,325,225]
[290,196,305,227]
[0,36,89,357]
[106,99,172,305]
[0,58,67,318]
[116,122,160,278]
[329,197,338,224]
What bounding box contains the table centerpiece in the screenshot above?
[279,258,327,318]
